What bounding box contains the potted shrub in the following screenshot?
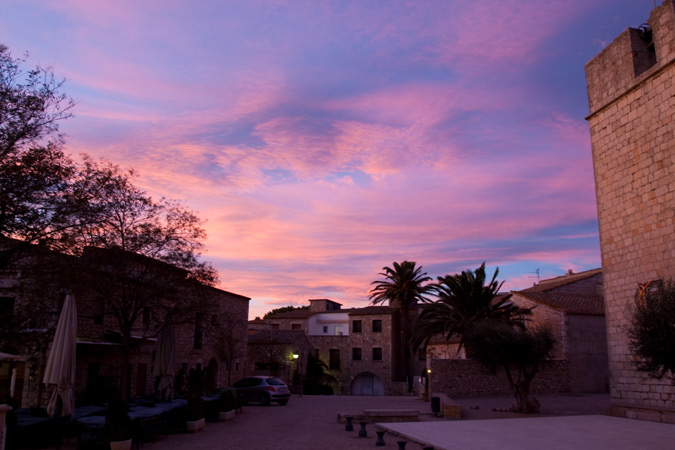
[218,388,237,421]
[185,367,206,432]
[105,392,132,450]
[186,393,205,432]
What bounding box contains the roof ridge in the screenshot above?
[514,268,602,293]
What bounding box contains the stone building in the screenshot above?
[585,0,675,422]
[261,299,424,395]
[246,329,313,386]
[511,268,609,393]
[0,239,250,408]
[424,270,608,396]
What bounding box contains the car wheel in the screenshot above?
[277,400,288,406]
[259,395,270,406]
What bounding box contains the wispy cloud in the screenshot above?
[2,0,650,318]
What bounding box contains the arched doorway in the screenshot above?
[205,358,218,392]
[350,372,384,396]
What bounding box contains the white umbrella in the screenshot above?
[152,324,175,400]
[43,294,77,417]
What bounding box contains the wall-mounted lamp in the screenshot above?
[426,369,431,374]
[292,353,299,360]
[27,356,38,381]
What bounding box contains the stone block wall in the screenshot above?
[566,315,609,393]
[511,295,567,359]
[586,0,675,419]
[428,359,570,398]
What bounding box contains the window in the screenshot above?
[335,325,344,335]
[0,297,14,327]
[372,347,383,361]
[352,348,362,361]
[291,323,302,330]
[193,312,204,350]
[329,349,341,370]
[92,296,104,325]
[372,319,382,333]
[323,326,328,334]
[352,320,362,333]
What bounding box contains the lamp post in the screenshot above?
[291,353,302,395]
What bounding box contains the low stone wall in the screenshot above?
[429,359,570,398]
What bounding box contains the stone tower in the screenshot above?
[585,0,675,422]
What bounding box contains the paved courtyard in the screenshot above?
[56,393,674,449]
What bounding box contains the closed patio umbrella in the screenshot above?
[43,294,77,417]
[152,324,175,400]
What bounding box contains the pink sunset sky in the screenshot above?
[2,0,655,319]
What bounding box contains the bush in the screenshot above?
[187,393,205,421]
[628,280,675,379]
[465,321,554,413]
[104,391,132,442]
[218,388,237,412]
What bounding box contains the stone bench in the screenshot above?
[362,409,419,423]
[431,393,461,419]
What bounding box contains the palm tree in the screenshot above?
[411,262,532,354]
[369,261,433,384]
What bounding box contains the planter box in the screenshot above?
[219,410,236,421]
[110,439,132,450]
[186,417,205,433]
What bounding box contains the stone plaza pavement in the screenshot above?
[59,393,674,449]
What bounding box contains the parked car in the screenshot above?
[231,376,290,406]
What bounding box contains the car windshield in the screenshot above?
[266,378,285,386]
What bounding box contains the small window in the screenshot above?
[323,326,328,334]
[0,297,15,326]
[91,296,104,325]
[372,319,382,333]
[372,347,383,361]
[352,320,362,333]
[335,325,344,336]
[352,348,362,361]
[329,349,340,370]
[193,312,203,350]
[291,323,302,330]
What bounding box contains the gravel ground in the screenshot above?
[53,393,611,450]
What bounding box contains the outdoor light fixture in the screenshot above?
[426,369,431,374]
[27,356,38,381]
[292,353,299,360]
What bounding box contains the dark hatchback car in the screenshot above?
[232,376,290,406]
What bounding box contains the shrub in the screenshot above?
[218,388,237,412]
[104,391,132,442]
[187,393,205,421]
[628,279,675,379]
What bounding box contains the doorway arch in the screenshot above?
[350,372,384,396]
[205,358,218,392]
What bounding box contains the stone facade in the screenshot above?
[511,269,609,393]
[246,329,314,386]
[585,0,675,422]
[429,359,570,398]
[261,300,425,395]
[0,240,250,408]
